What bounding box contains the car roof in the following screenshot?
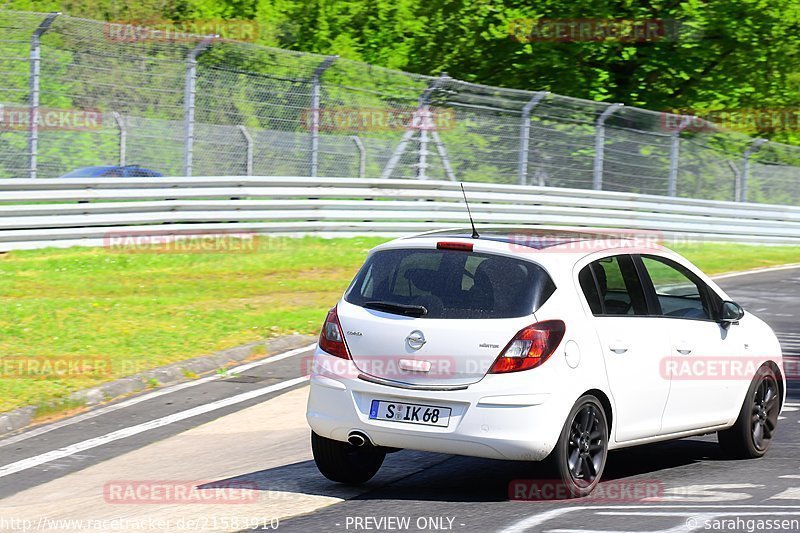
[406,228,594,250]
[71,165,115,172]
[396,226,667,254]
[60,165,160,177]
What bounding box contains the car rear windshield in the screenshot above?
[344,248,555,319]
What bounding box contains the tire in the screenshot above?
[548,395,609,498]
[311,431,386,484]
[718,366,780,459]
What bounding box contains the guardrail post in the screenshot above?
[112,112,126,166]
[667,115,691,197]
[518,91,548,185]
[309,56,337,178]
[238,125,253,176]
[592,103,623,191]
[28,12,59,179]
[351,135,366,178]
[183,36,214,177]
[739,138,767,202]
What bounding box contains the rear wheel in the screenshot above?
[311,431,385,484]
[549,395,609,498]
[718,366,780,458]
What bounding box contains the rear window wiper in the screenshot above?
[363,301,428,317]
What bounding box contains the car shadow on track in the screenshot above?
[206,437,724,503]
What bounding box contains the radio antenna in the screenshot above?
[460,183,480,239]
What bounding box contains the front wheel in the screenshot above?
[718,366,780,458]
[549,395,609,498]
[311,431,385,484]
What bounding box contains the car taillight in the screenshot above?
[318,305,350,359]
[489,320,565,374]
[437,241,473,251]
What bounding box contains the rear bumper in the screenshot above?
[305,351,567,461]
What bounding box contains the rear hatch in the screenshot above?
[337,244,555,387]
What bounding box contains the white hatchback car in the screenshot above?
[306,228,786,497]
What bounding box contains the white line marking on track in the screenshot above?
[711,263,800,280]
[0,375,308,479]
[0,343,316,449]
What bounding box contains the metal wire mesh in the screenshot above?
[0,10,799,206]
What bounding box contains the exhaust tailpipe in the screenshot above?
[347,431,370,447]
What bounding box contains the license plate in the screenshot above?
[369,400,451,427]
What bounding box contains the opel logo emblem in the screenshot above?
[406,330,426,350]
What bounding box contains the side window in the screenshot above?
[578,255,648,316]
[640,255,720,320]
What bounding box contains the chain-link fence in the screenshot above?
[2,10,800,205]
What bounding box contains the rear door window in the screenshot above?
[345,248,554,319]
[578,255,648,316]
[639,255,721,320]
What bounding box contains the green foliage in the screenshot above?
[6,0,799,143]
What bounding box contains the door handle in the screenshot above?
[675,345,693,355]
[609,343,629,354]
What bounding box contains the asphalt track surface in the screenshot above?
[0,266,798,532]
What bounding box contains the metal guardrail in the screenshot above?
[1,177,799,251]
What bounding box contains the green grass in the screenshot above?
[0,237,798,413]
[669,242,800,275]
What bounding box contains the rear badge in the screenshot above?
[399,359,432,373]
[479,343,499,349]
[406,330,426,350]
[346,330,363,337]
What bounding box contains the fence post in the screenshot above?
[309,56,337,178]
[183,37,213,177]
[351,135,366,178]
[740,138,767,202]
[726,161,740,202]
[667,115,691,197]
[238,125,253,176]
[111,112,126,166]
[518,91,548,185]
[28,12,59,179]
[592,103,623,191]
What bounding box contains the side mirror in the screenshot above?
[719,301,745,327]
